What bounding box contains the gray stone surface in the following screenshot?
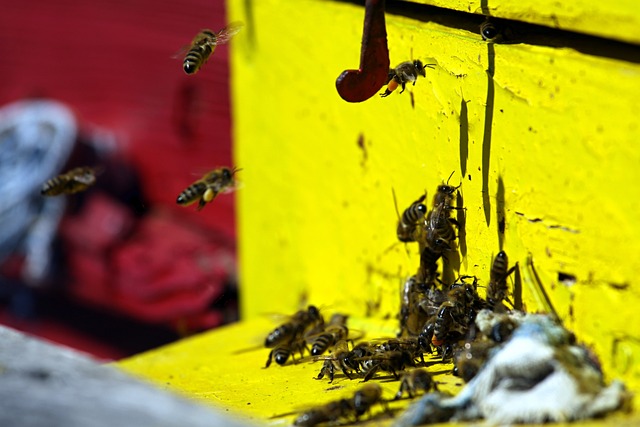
[0,325,252,427]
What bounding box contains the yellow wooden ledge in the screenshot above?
[117,317,638,426]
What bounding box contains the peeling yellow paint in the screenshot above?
[118,0,640,423]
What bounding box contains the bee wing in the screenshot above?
[214,22,243,44]
[385,69,395,84]
[172,44,191,59]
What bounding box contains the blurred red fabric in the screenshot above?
[0,0,238,339]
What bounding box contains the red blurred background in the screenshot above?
[0,0,238,359]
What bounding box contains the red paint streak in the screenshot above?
[335,0,390,103]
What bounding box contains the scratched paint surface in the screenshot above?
[401,0,640,45]
[119,0,640,423]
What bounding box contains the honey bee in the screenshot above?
[41,166,100,196]
[181,22,243,74]
[425,201,458,253]
[265,339,307,367]
[359,349,416,381]
[265,305,324,349]
[399,276,430,337]
[415,244,443,287]
[395,193,428,243]
[352,383,386,419]
[316,340,372,382]
[421,278,482,360]
[453,340,495,383]
[293,384,385,426]
[293,399,353,427]
[176,166,239,211]
[395,368,438,399]
[309,314,349,356]
[432,172,461,209]
[380,60,435,97]
[480,17,503,42]
[486,251,516,310]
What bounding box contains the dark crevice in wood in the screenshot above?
[337,0,640,64]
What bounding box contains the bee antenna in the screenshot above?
[446,171,455,185]
[391,187,401,219]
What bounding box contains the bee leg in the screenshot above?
[265,350,274,368]
[196,198,207,211]
[362,364,380,382]
[328,363,336,383]
[340,363,353,380]
[399,82,407,93]
[380,90,392,97]
[395,379,407,400]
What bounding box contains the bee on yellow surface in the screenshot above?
[293,384,385,426]
[181,22,243,74]
[264,305,324,348]
[431,171,460,209]
[395,193,428,243]
[308,314,349,356]
[41,166,100,196]
[176,166,239,211]
[395,368,438,399]
[380,60,435,97]
[486,251,517,310]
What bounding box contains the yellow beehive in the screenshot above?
[119,0,640,424]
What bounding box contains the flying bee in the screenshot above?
[309,314,349,356]
[41,166,101,196]
[380,60,435,97]
[486,251,517,310]
[180,22,243,74]
[394,192,428,243]
[395,368,438,399]
[176,166,239,211]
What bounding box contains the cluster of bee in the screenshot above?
[263,305,351,368]
[394,176,518,377]
[263,175,521,425]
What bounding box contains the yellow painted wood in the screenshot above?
[118,0,640,424]
[230,0,640,393]
[402,0,640,45]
